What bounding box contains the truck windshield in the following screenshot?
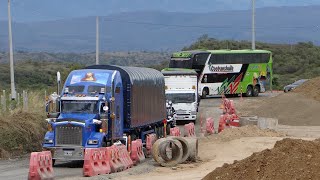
[61,101,98,113]
[166,93,195,103]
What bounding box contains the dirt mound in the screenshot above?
[0,111,46,158]
[237,93,320,126]
[294,76,320,102]
[203,138,320,180]
[216,125,285,141]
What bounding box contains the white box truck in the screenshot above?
[161,69,199,123]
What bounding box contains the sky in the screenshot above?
[0,0,320,22]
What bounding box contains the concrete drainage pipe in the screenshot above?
[152,138,183,167]
[167,136,190,163]
[183,137,199,162]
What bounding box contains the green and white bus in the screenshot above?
[169,50,273,98]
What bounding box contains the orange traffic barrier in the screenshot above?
[108,146,125,173]
[83,148,103,177]
[229,114,240,127]
[83,148,111,177]
[136,139,146,163]
[146,133,157,156]
[218,114,240,133]
[28,151,54,180]
[229,100,236,114]
[117,145,134,169]
[218,115,226,133]
[130,139,145,165]
[184,123,196,137]
[169,127,181,137]
[206,117,214,135]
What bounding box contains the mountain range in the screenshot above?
[1,0,320,22]
[0,5,319,52]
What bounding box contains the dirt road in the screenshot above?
[1,92,319,180]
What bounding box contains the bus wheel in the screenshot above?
[245,86,253,97]
[202,88,208,99]
[253,86,260,97]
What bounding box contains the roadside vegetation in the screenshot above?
[0,92,46,158]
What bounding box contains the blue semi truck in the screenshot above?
[43,65,174,162]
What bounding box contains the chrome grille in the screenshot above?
[55,125,82,146]
[176,110,189,115]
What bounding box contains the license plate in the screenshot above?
[64,151,73,156]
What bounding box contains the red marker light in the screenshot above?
[163,119,167,124]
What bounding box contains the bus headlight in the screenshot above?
[87,139,99,145]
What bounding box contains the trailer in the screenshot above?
[43,65,172,162]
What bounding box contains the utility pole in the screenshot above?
[96,16,99,65]
[251,0,256,50]
[8,0,16,100]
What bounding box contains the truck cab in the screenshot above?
[43,69,124,161]
[161,68,199,123]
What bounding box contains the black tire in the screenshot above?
[52,159,56,166]
[202,88,208,99]
[245,86,253,97]
[253,86,260,97]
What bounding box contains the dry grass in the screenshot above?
[0,91,47,158]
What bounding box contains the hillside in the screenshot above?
[0,51,170,90]
[0,6,320,52]
[0,51,170,65]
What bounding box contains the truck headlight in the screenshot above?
[44,139,54,144]
[191,111,197,115]
[92,119,102,124]
[87,139,99,145]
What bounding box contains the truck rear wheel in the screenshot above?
[253,86,260,97]
[202,88,208,99]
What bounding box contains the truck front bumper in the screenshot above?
[44,146,85,161]
[175,115,197,121]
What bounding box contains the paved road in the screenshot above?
[0,92,279,180]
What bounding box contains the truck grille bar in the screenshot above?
[176,110,189,115]
[55,125,82,146]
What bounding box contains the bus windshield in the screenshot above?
[166,93,195,104]
[169,58,193,69]
[61,101,98,113]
